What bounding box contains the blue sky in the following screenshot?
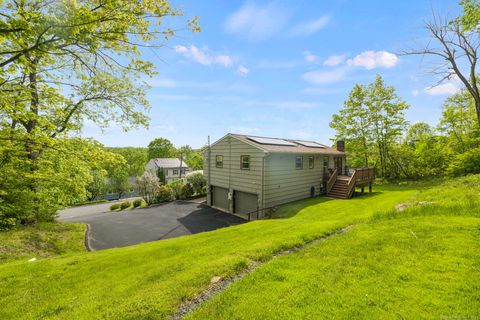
[83,0,462,149]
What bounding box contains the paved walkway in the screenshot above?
[58,201,245,250]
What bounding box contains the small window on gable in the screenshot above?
[241,155,250,170]
[308,156,314,169]
[215,155,223,168]
[295,156,303,169]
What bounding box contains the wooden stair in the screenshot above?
[328,178,349,199]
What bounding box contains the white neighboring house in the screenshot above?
[145,158,191,183]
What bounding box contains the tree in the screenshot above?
[330,75,409,178]
[403,8,480,127]
[107,147,148,176]
[147,138,176,159]
[405,122,435,146]
[87,170,108,201]
[438,88,480,153]
[136,171,159,205]
[108,167,130,199]
[0,0,198,224]
[177,145,204,170]
[330,84,372,168]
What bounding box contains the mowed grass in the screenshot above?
[188,203,480,319]
[0,184,418,319]
[0,222,86,264]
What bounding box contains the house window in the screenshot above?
[240,155,250,170]
[308,156,314,169]
[215,155,223,168]
[323,157,329,169]
[295,156,303,169]
[173,169,179,175]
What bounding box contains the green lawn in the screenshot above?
[188,204,480,319]
[0,176,478,319]
[0,222,86,265]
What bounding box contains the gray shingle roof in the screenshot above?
[153,158,189,168]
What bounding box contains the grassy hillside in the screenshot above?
[0,176,479,319]
[0,222,86,264]
[188,204,480,319]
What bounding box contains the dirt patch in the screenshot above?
[168,225,352,320]
[395,201,435,212]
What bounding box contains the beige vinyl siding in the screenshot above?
[264,153,326,208]
[205,135,264,213]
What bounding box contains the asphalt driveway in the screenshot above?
[57,201,246,250]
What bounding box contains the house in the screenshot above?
[204,134,374,220]
[145,158,191,183]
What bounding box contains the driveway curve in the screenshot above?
[57,201,246,250]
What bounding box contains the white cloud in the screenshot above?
[237,65,249,76]
[302,67,348,85]
[424,82,460,95]
[323,54,346,67]
[303,51,317,62]
[347,51,398,70]
[411,89,419,97]
[224,2,290,41]
[290,15,330,36]
[147,78,177,88]
[174,45,233,67]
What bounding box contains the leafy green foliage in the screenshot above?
[186,170,206,195]
[148,138,177,160]
[107,147,148,176]
[456,0,480,32]
[330,75,408,177]
[110,204,120,211]
[156,185,174,203]
[0,0,198,227]
[119,201,131,210]
[180,183,194,199]
[132,199,143,208]
[168,179,184,200]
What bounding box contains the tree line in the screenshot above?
[331,75,480,179]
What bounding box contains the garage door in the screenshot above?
[212,186,229,212]
[234,191,258,219]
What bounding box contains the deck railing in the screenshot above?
[346,167,375,198]
[326,168,338,194]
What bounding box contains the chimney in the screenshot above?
[336,140,345,152]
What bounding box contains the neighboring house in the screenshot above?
[204,134,373,220]
[145,158,190,183]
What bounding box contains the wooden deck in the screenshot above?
[327,168,375,199]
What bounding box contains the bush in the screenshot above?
[156,185,174,203]
[186,170,206,195]
[180,183,194,199]
[119,201,131,210]
[132,199,143,208]
[168,180,184,200]
[110,203,120,211]
[446,148,480,177]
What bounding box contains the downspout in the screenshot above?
[262,152,268,218]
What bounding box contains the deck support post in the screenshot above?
[361,187,364,193]
[369,183,372,193]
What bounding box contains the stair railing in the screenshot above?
[326,168,338,194]
[346,169,359,199]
